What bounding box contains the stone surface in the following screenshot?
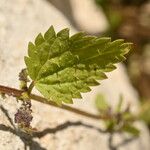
[49,0,108,34]
[0,0,150,150]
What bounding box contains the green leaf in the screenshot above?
[115,94,123,113]
[139,102,150,125]
[25,26,132,105]
[122,124,140,136]
[95,94,109,112]
[122,112,134,121]
[105,119,116,132]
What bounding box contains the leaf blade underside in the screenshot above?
[25,26,132,105]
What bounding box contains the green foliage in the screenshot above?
[25,26,131,105]
[115,94,123,113]
[122,124,140,136]
[95,94,140,136]
[95,0,108,7]
[95,94,109,112]
[139,101,150,125]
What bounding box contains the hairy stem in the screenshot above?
[0,84,109,120]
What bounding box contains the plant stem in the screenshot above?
[0,84,109,120]
[28,81,34,95]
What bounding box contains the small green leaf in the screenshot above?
[139,102,150,125]
[122,112,134,121]
[25,26,131,105]
[105,120,116,132]
[95,94,109,112]
[116,94,123,113]
[122,124,140,136]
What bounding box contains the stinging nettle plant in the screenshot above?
[2,25,147,136]
[25,26,131,105]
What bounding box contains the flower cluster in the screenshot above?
[15,101,33,128]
